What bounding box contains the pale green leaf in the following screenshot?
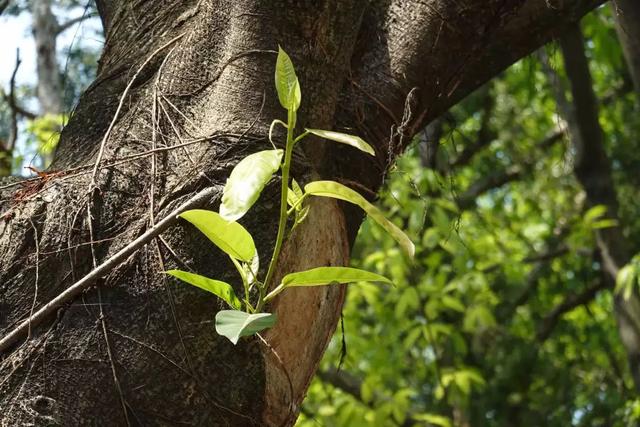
[616,264,636,300]
[275,47,301,111]
[591,219,619,229]
[304,180,415,258]
[220,149,283,222]
[413,413,452,427]
[287,178,303,208]
[292,178,303,200]
[179,209,255,261]
[306,129,375,156]
[282,266,392,288]
[442,295,465,312]
[215,310,277,344]
[584,204,608,223]
[166,269,241,310]
[287,187,298,207]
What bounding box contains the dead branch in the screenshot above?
[0,185,219,354]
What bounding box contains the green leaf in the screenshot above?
[179,209,255,261]
[166,270,242,310]
[275,47,301,111]
[291,178,303,199]
[282,266,392,288]
[442,295,465,312]
[305,181,415,258]
[584,204,608,223]
[215,310,277,344]
[413,413,452,427]
[590,219,619,229]
[616,264,637,300]
[305,129,375,156]
[219,149,283,222]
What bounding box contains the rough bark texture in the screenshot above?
[0,1,605,425]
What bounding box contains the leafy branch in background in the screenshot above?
[167,47,414,344]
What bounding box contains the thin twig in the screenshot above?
[56,13,97,35]
[0,186,219,354]
[0,132,255,192]
[88,33,185,193]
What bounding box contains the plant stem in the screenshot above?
[258,109,295,311]
[230,257,253,311]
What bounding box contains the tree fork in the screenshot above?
[0,1,608,425]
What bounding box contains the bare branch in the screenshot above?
[455,166,523,210]
[318,368,425,427]
[536,280,609,342]
[56,13,98,35]
[448,88,496,171]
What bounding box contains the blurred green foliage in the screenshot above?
[298,5,640,427]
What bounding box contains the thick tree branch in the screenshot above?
[332,0,605,218]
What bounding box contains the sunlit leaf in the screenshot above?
[215,310,277,344]
[281,266,393,288]
[306,129,375,156]
[166,269,241,310]
[412,413,452,427]
[441,295,465,312]
[220,149,283,222]
[275,47,301,111]
[179,209,255,261]
[584,204,608,223]
[305,180,415,258]
[616,263,637,300]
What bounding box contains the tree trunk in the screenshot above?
[32,0,63,115]
[614,0,640,93]
[557,23,640,389]
[0,1,606,425]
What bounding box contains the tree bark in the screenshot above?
[614,0,640,93]
[0,1,606,425]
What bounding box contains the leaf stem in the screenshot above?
[293,130,309,145]
[230,257,252,311]
[263,283,285,303]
